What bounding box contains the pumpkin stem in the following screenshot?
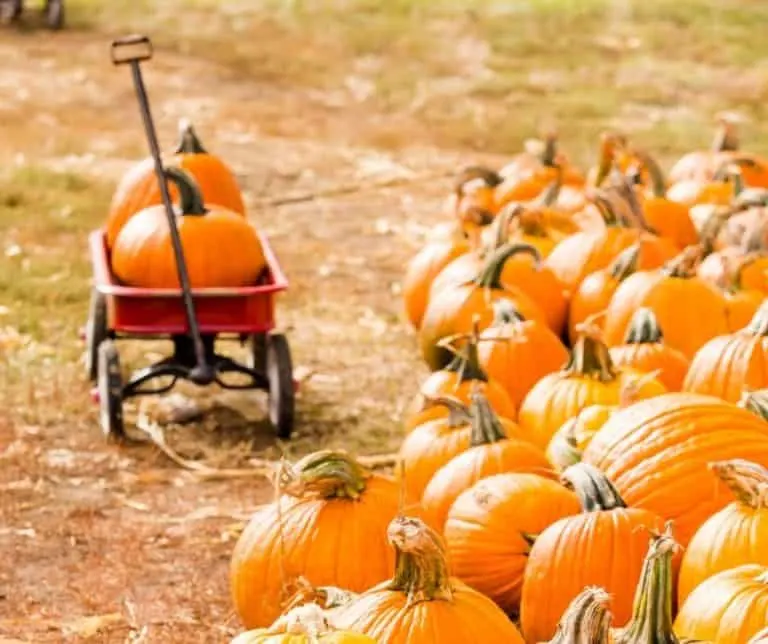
[614,523,680,644]
[712,114,740,152]
[661,245,704,278]
[468,387,507,447]
[280,450,369,501]
[454,166,502,195]
[746,300,768,336]
[283,578,359,614]
[712,162,746,198]
[260,603,335,638]
[623,308,665,344]
[547,587,613,643]
[561,463,628,511]
[163,166,207,216]
[608,243,642,281]
[387,516,453,604]
[473,242,542,290]
[491,298,526,326]
[709,459,768,509]
[422,395,473,427]
[536,170,564,208]
[437,319,489,383]
[630,149,668,198]
[739,389,768,422]
[175,118,208,154]
[593,131,627,188]
[565,317,618,383]
[540,130,560,167]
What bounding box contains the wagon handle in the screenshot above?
[110,34,214,386]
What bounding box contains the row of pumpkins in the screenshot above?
[225,117,768,642]
[105,120,267,289]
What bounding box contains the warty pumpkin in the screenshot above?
[112,167,265,289]
[330,516,526,643]
[230,450,399,628]
[602,246,730,358]
[674,564,768,643]
[418,242,547,370]
[582,392,768,545]
[420,390,555,532]
[476,299,569,410]
[518,318,666,450]
[683,299,768,402]
[609,307,691,391]
[678,459,768,604]
[106,119,246,248]
[443,472,580,616]
[520,463,667,643]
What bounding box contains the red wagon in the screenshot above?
[86,35,295,441]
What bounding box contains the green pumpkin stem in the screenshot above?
[738,389,768,422]
[609,244,641,281]
[547,587,613,643]
[175,119,208,154]
[746,300,768,336]
[387,516,453,603]
[564,323,618,383]
[561,463,628,512]
[423,395,473,427]
[624,308,665,344]
[468,388,507,447]
[439,320,488,383]
[474,242,541,290]
[614,524,680,644]
[164,167,207,216]
[281,450,369,500]
[709,460,768,509]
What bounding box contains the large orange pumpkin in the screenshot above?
[421,392,555,532]
[609,307,690,391]
[230,451,400,629]
[520,463,667,642]
[678,459,768,604]
[583,392,768,545]
[330,516,526,643]
[112,168,265,289]
[683,299,768,402]
[106,119,246,248]
[518,319,666,450]
[444,472,580,616]
[476,300,569,409]
[674,564,768,643]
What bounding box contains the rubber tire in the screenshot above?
[266,333,295,440]
[97,340,124,440]
[45,0,63,29]
[85,289,107,382]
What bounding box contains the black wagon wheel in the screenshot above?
[85,289,107,382]
[266,333,295,440]
[249,333,268,377]
[97,340,125,440]
[44,0,63,29]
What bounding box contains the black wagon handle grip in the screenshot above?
[111,34,153,65]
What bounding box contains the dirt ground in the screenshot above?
[0,26,492,643]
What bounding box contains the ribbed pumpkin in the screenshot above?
[683,299,768,401]
[518,318,666,450]
[402,222,470,329]
[583,392,768,545]
[678,459,768,604]
[520,463,667,642]
[421,391,555,532]
[330,516,526,643]
[404,324,516,432]
[418,243,547,370]
[609,308,691,391]
[476,300,569,409]
[230,451,399,628]
[602,246,729,358]
[444,472,580,615]
[674,564,768,643]
[106,120,245,248]
[230,604,376,644]
[666,162,745,210]
[112,168,265,289]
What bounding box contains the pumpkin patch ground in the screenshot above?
[3,2,768,642]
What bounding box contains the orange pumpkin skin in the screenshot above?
[583,392,768,546]
[683,301,768,402]
[402,223,470,329]
[476,301,569,410]
[331,516,525,644]
[545,403,616,472]
[106,121,245,248]
[111,168,265,289]
[609,307,690,391]
[421,400,555,532]
[726,288,765,332]
[520,464,667,643]
[678,460,768,605]
[444,473,580,615]
[230,451,399,628]
[674,564,768,643]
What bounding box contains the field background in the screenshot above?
[1,0,767,641]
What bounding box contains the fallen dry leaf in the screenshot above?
[61,613,125,638]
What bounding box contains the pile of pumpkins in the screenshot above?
[105,120,266,289]
[225,116,768,642]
